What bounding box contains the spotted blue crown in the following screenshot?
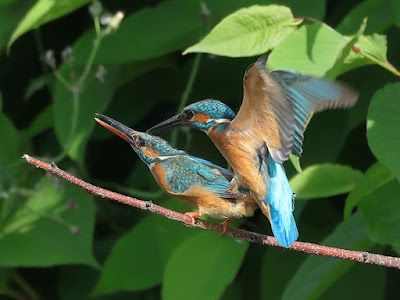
[185,99,236,120]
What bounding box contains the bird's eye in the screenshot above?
[183,110,194,119]
[137,137,146,147]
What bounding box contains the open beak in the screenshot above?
[95,113,135,143]
[147,114,186,134]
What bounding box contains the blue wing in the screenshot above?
[264,156,298,247]
[189,156,234,181]
[164,157,236,199]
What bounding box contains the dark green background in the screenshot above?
[0,0,399,299]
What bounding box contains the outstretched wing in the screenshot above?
[230,56,359,164]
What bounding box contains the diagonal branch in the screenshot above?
[23,154,400,269]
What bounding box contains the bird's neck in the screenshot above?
[207,120,230,136]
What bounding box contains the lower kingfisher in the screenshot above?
[148,55,359,247]
[94,114,259,233]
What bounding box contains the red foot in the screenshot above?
[220,218,235,235]
[184,211,204,227]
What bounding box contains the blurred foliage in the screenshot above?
[0,0,400,299]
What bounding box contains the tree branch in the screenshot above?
[23,154,400,269]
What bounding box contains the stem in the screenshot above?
[77,15,103,88]
[94,15,101,36]
[34,28,49,79]
[171,53,202,146]
[54,70,74,91]
[11,270,40,300]
[23,154,400,269]
[52,90,80,163]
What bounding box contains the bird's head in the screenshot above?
[147,100,235,133]
[95,114,185,165]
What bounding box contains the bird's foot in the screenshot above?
[219,218,234,235]
[184,211,204,227]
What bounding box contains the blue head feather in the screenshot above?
[183,100,236,130]
[131,132,185,165]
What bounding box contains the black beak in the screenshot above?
[95,113,136,144]
[147,114,186,134]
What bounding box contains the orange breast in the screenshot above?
[175,185,258,220]
[208,128,267,200]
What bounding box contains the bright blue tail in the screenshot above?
[265,157,298,247]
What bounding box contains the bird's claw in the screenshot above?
[219,218,234,235]
[184,211,204,227]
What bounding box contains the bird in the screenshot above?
[147,55,359,247]
[94,113,259,233]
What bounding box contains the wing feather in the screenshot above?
[230,55,359,164]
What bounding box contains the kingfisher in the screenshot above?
[147,56,359,247]
[94,113,259,233]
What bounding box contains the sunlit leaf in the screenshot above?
[367,83,400,181]
[341,34,387,74]
[289,164,362,200]
[8,0,91,48]
[183,5,300,57]
[267,23,347,76]
[328,17,366,79]
[162,231,248,300]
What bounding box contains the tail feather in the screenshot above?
[265,157,298,247]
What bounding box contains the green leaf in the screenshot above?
[183,5,300,57]
[53,66,119,164]
[359,179,400,250]
[289,154,302,173]
[24,104,53,138]
[344,162,394,225]
[58,266,99,300]
[0,177,97,267]
[267,23,347,76]
[367,83,400,181]
[92,212,192,296]
[8,0,91,48]
[341,34,388,74]
[336,0,400,35]
[319,260,385,300]
[0,91,21,165]
[0,0,34,52]
[162,231,248,300]
[328,18,366,79]
[74,0,206,66]
[282,213,373,300]
[261,247,306,299]
[289,164,362,200]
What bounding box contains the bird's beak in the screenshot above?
[147,114,186,134]
[95,113,135,143]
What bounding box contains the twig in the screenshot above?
[23,154,400,269]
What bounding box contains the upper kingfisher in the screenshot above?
[148,55,359,247]
[94,114,259,233]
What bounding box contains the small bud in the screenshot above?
[99,13,113,26]
[89,0,102,18]
[61,46,73,63]
[352,46,360,53]
[108,11,124,31]
[201,2,210,22]
[70,225,80,236]
[95,65,107,83]
[44,50,56,70]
